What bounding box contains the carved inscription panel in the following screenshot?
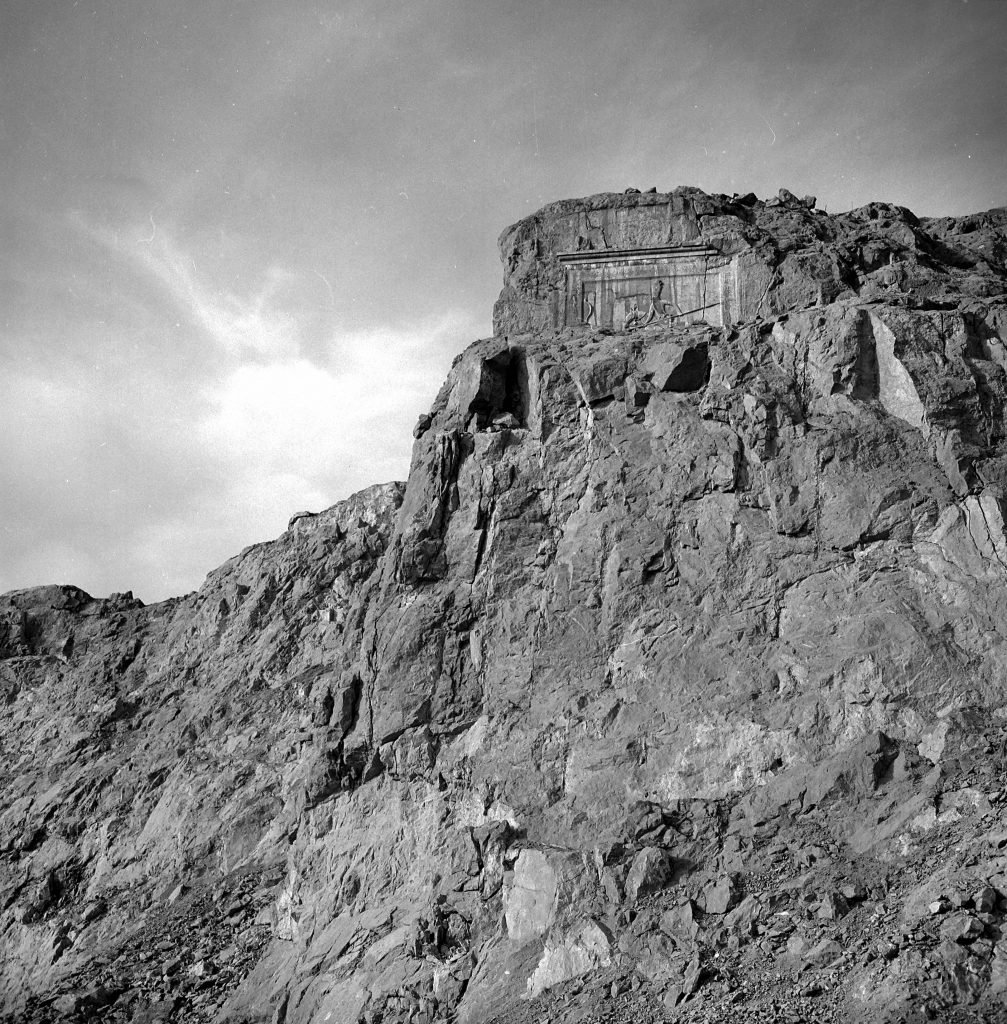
[557,246,732,330]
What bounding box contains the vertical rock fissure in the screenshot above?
[968,496,1007,576]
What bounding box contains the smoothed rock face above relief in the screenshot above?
[4,189,1007,1024]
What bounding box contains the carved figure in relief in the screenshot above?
[625,279,681,330]
[582,290,597,326]
[647,279,681,323]
[624,300,646,330]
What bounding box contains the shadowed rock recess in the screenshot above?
[6,187,1007,1024]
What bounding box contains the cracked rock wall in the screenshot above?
[3,189,1007,1024]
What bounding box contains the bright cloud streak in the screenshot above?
[73,211,303,359]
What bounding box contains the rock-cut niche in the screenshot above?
[466,348,529,431]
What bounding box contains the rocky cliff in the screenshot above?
[4,187,1007,1024]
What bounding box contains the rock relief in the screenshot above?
[557,245,731,330]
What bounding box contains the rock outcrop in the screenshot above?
[4,188,1007,1024]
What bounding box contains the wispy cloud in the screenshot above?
[71,211,302,359]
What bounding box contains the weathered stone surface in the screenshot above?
[3,189,1007,1024]
[659,900,699,946]
[504,849,560,944]
[623,847,676,903]
[525,919,611,998]
[702,874,737,915]
[940,911,985,944]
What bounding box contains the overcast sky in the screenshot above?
[1,0,1004,602]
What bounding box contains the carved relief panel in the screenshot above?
[557,246,732,330]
